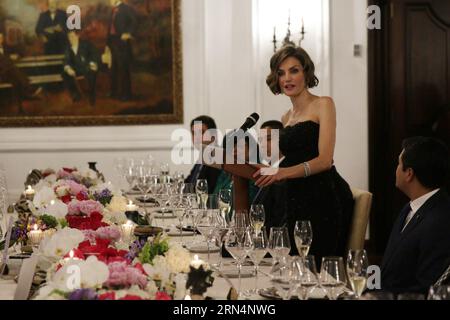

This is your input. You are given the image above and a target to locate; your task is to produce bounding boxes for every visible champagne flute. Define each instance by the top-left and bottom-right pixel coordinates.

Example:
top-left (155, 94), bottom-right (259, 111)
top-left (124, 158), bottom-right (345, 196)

top-left (346, 249), bottom-right (369, 299)
top-left (247, 226), bottom-right (268, 294)
top-left (294, 220), bottom-right (313, 258)
top-left (249, 204), bottom-right (265, 233)
top-left (320, 256), bottom-right (347, 300)
top-left (196, 179), bottom-right (208, 209)
top-left (218, 188), bottom-right (232, 223)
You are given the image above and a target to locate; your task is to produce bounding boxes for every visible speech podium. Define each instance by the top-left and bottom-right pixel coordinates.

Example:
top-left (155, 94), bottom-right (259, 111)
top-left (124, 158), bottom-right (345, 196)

top-left (200, 143), bottom-right (264, 212)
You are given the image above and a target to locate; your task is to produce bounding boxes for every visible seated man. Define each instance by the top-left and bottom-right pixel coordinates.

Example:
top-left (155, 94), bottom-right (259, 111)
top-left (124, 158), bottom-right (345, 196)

top-left (381, 136), bottom-right (450, 294)
top-left (0, 32), bottom-right (41, 105)
top-left (253, 120), bottom-right (287, 229)
top-left (62, 30), bottom-right (99, 105)
top-left (185, 115), bottom-right (221, 194)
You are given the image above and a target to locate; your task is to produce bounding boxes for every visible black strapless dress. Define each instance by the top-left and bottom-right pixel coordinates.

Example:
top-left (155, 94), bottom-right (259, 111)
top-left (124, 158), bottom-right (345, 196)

top-left (279, 121), bottom-right (354, 263)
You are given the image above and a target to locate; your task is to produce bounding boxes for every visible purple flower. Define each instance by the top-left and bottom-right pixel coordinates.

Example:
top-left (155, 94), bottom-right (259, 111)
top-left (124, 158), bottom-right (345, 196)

top-left (68, 288), bottom-right (98, 300)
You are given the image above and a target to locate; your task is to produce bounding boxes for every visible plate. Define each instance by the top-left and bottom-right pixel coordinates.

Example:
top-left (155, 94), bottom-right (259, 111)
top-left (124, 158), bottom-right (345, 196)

top-left (124, 188), bottom-right (141, 195)
top-left (167, 230), bottom-right (195, 237)
top-left (218, 269), bottom-right (254, 279)
top-left (136, 197), bottom-right (158, 204)
top-left (186, 245), bottom-right (221, 254)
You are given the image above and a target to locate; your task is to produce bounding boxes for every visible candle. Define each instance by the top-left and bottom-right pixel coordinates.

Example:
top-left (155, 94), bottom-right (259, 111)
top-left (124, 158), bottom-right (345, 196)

top-left (126, 200), bottom-right (138, 212)
top-left (190, 254), bottom-right (205, 269)
top-left (24, 185), bottom-right (35, 200)
top-left (28, 224), bottom-right (43, 246)
top-left (120, 220), bottom-right (136, 241)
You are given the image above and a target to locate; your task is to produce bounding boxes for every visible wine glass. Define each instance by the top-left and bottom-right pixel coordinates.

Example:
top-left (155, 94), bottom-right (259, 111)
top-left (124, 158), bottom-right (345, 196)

top-left (195, 179), bottom-right (208, 209)
top-left (270, 256), bottom-right (296, 300)
top-left (160, 162), bottom-right (170, 183)
top-left (268, 227), bottom-right (291, 263)
top-left (249, 204), bottom-right (265, 233)
top-left (320, 256), bottom-right (347, 300)
top-left (224, 227), bottom-right (253, 298)
top-left (294, 220), bottom-right (313, 258)
top-left (195, 209), bottom-right (218, 262)
top-left (247, 226), bottom-right (268, 294)
top-left (346, 249), bottom-right (369, 299)
top-left (124, 164), bottom-right (137, 192)
top-left (296, 255), bottom-right (319, 300)
top-left (218, 188), bottom-right (232, 223)
top-left (232, 210), bottom-right (249, 229)
top-left (172, 195), bottom-right (188, 245)
top-left (183, 183), bottom-right (195, 194)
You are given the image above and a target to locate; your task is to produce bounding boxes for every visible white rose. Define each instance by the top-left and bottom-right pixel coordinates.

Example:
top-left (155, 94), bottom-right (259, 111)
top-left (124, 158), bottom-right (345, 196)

top-left (165, 245), bottom-right (191, 273)
top-left (79, 256), bottom-right (109, 288)
top-left (45, 199), bottom-right (68, 219)
top-left (38, 228), bottom-right (85, 259)
top-left (33, 186), bottom-right (56, 209)
top-left (106, 195), bottom-right (128, 213)
top-left (34, 285), bottom-right (66, 300)
top-left (55, 185), bottom-right (70, 197)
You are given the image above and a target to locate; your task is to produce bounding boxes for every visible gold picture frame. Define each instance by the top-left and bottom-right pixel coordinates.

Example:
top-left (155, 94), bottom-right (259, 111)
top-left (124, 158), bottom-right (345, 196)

top-left (0, 0), bottom-right (183, 127)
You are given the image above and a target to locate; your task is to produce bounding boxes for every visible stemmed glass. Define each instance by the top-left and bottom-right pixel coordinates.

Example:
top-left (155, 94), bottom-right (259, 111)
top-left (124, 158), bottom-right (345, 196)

top-left (294, 220), bottom-right (313, 258)
top-left (268, 226), bottom-right (291, 278)
top-left (232, 210), bottom-right (249, 229)
top-left (159, 163), bottom-right (170, 183)
top-left (270, 256), bottom-right (296, 300)
top-left (428, 285), bottom-right (450, 300)
top-left (172, 195), bottom-right (188, 245)
top-left (249, 204), bottom-right (265, 233)
top-left (224, 227), bottom-right (253, 298)
top-left (195, 209), bottom-right (217, 262)
top-left (218, 188), bottom-right (232, 223)
top-left (296, 255), bottom-right (319, 300)
top-left (195, 179), bottom-right (208, 209)
top-left (346, 249), bottom-right (369, 299)
top-left (320, 256), bottom-right (347, 300)
top-left (247, 226), bottom-right (268, 294)
top-left (124, 163), bottom-right (137, 193)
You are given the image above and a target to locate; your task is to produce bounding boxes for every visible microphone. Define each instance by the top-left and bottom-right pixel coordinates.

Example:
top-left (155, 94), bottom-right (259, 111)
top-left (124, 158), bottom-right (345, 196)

top-left (239, 113), bottom-right (260, 132)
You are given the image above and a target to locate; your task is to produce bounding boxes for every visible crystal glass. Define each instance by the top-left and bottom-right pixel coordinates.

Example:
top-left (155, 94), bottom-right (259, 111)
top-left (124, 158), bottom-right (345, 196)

top-left (218, 188), bottom-right (232, 223)
top-left (183, 183), bottom-right (195, 194)
top-left (268, 227), bottom-right (291, 263)
top-left (195, 179), bottom-right (208, 209)
top-left (195, 209), bottom-right (220, 262)
top-left (296, 255), bottom-right (319, 300)
top-left (159, 162), bottom-right (170, 183)
top-left (224, 227), bottom-right (253, 297)
top-left (206, 194), bottom-right (219, 210)
top-left (294, 220), bottom-right (313, 258)
top-left (346, 249), bottom-right (369, 299)
top-left (249, 204), bottom-right (265, 233)
top-left (320, 256), bottom-right (347, 300)
top-left (247, 226), bottom-right (268, 294)
top-left (124, 164), bottom-right (137, 192)
top-left (232, 210), bottom-right (249, 229)
top-left (270, 256), bottom-right (296, 300)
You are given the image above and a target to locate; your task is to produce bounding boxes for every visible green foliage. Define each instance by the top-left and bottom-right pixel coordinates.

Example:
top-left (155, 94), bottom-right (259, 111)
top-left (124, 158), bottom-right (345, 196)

top-left (138, 236), bottom-right (169, 265)
top-left (59, 218), bottom-right (68, 229)
top-left (40, 214), bottom-right (58, 229)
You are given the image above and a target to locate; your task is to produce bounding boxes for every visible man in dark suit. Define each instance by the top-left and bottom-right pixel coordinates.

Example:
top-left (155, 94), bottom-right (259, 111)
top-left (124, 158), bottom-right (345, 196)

top-left (381, 136), bottom-right (450, 294)
top-left (0, 31), bottom-right (41, 106)
top-left (106, 0), bottom-right (137, 101)
top-left (253, 120), bottom-right (286, 229)
top-left (185, 115), bottom-right (221, 194)
top-left (62, 30), bottom-right (99, 105)
top-left (35, 0), bottom-right (68, 55)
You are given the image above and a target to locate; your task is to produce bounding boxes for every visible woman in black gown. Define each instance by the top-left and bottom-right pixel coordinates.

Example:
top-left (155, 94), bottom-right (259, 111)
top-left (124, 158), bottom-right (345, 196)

top-left (253, 46), bottom-right (354, 264)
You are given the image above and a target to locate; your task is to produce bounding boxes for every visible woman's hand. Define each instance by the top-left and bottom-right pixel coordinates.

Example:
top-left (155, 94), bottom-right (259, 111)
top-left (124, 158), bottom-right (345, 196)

top-left (253, 167), bottom-right (288, 187)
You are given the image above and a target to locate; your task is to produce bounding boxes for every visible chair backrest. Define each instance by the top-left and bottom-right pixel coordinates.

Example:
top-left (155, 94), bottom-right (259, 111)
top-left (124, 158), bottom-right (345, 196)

top-left (347, 188), bottom-right (373, 251)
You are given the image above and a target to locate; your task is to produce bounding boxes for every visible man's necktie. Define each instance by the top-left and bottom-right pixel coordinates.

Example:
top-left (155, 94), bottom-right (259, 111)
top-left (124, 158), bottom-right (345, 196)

top-left (400, 203), bottom-right (412, 233)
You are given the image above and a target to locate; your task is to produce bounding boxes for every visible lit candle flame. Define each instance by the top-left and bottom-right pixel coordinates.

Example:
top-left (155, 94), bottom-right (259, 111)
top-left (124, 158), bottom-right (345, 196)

top-left (50, 200), bottom-right (55, 205)
top-left (69, 250), bottom-right (74, 259)
top-left (33, 224), bottom-right (38, 231)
